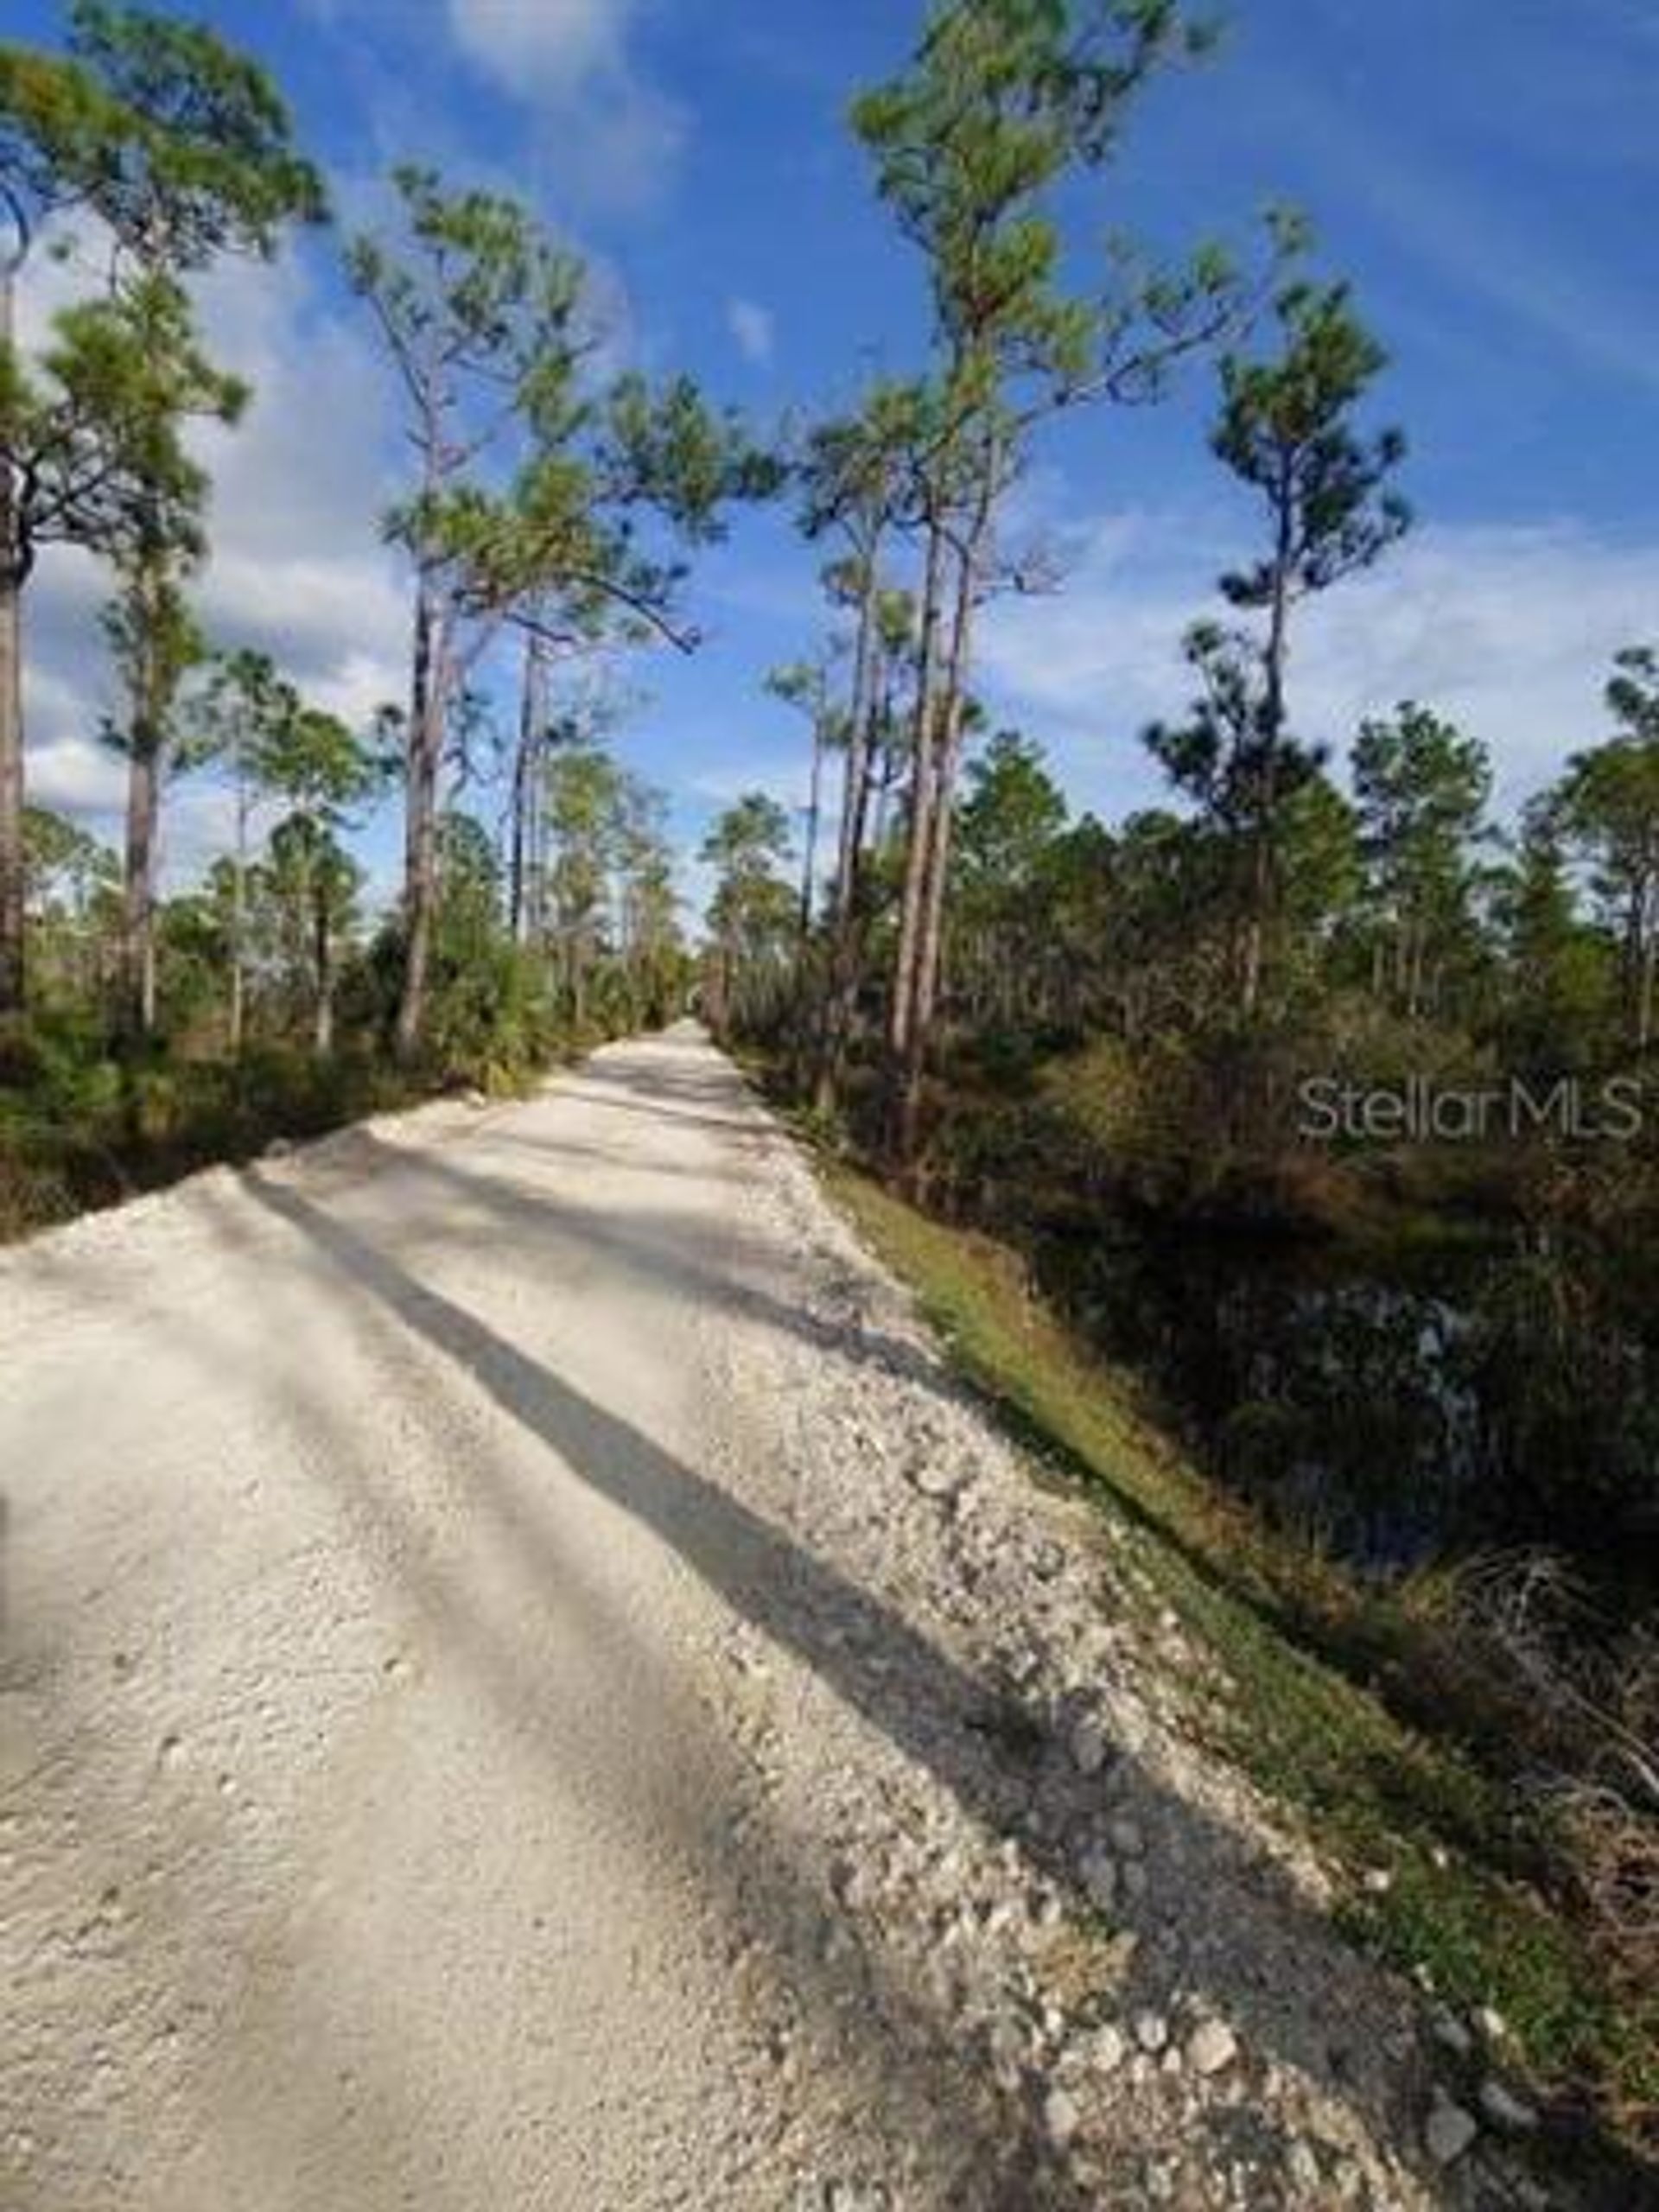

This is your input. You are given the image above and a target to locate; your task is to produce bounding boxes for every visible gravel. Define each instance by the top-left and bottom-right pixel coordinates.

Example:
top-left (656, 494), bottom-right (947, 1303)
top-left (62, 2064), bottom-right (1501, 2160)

top-left (0, 1027), bottom-right (1537, 2210)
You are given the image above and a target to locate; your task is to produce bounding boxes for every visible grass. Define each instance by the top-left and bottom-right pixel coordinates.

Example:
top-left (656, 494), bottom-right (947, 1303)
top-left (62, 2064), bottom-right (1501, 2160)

top-left (820, 1159), bottom-right (1657, 2175)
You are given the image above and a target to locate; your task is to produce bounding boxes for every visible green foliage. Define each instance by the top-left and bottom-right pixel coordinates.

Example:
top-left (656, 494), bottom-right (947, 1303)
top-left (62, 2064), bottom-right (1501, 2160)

top-left (854, 0), bottom-right (1222, 386)
top-left (957, 728), bottom-right (1067, 890)
top-left (1213, 282), bottom-right (1410, 608)
top-left (0, 3), bottom-right (326, 270)
top-left (1141, 281), bottom-right (1408, 1019)
top-left (701, 791), bottom-right (797, 1033)
top-left (1351, 702), bottom-right (1494, 1021)
top-left (1548, 652), bottom-right (1659, 1049)
top-left (3, 270), bottom-right (243, 576)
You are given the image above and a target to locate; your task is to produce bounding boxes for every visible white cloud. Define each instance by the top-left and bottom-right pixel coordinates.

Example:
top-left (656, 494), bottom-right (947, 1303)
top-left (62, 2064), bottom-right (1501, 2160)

top-left (449, 0), bottom-right (632, 91)
top-left (15, 235), bottom-right (410, 883)
top-left (979, 512), bottom-right (1659, 822)
top-left (727, 296), bottom-right (775, 368)
top-left (446, 0), bottom-right (685, 207)
top-left (689, 755), bottom-right (813, 812)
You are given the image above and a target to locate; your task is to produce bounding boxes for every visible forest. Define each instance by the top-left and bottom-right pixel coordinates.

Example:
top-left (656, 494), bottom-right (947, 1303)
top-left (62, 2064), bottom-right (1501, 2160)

top-left (1, 0), bottom-right (1654, 2157)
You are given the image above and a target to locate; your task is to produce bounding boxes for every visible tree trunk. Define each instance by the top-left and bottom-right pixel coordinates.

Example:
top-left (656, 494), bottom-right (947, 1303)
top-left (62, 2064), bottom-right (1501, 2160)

top-left (896, 539), bottom-right (976, 1168)
top-left (0, 562), bottom-right (22, 1020)
top-left (815, 549), bottom-right (881, 1116)
top-left (229, 766), bottom-right (250, 1054)
top-left (122, 732), bottom-right (162, 1041)
top-left (798, 715), bottom-right (826, 945)
top-left (904, 526), bottom-right (982, 1128)
top-left (0, 264), bottom-right (25, 1019)
top-left (1241, 467), bottom-right (1294, 1022)
top-left (886, 512), bottom-right (949, 1122)
top-left (395, 585), bottom-right (445, 1063)
top-left (314, 894), bottom-right (334, 1058)
top-left (892, 410), bottom-right (998, 1169)
top-left (509, 630), bottom-right (548, 944)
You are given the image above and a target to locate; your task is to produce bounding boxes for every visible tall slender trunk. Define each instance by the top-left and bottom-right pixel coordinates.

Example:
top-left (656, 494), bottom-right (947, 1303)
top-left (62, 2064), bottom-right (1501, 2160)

top-left (896, 533), bottom-right (976, 1166)
top-left (815, 550), bottom-right (882, 1115)
top-left (887, 512), bottom-right (950, 1086)
top-left (122, 734), bottom-right (161, 1039)
top-left (0, 262), bottom-right (25, 1018)
top-left (120, 544), bottom-right (169, 1045)
top-left (395, 582), bottom-right (446, 1063)
top-left (798, 715), bottom-right (826, 943)
top-left (1242, 469), bottom-right (1294, 1021)
top-left (914, 537), bottom-right (980, 1017)
top-left (228, 753), bottom-right (250, 1053)
top-left (313, 891), bottom-right (334, 1057)
top-left (509, 629), bottom-right (548, 944)
top-left (893, 416), bottom-right (999, 1168)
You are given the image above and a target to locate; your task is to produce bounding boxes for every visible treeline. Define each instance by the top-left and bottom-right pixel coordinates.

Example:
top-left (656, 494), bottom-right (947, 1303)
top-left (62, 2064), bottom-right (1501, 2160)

top-left (695, 0), bottom-right (1659, 1574)
top-left (696, 1), bottom-right (1658, 1217)
top-left (0, 3), bottom-right (769, 1229)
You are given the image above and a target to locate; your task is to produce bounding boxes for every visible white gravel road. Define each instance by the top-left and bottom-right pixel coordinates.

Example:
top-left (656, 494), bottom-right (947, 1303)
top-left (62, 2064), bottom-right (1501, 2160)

top-left (1, 1027), bottom-right (1527, 2209)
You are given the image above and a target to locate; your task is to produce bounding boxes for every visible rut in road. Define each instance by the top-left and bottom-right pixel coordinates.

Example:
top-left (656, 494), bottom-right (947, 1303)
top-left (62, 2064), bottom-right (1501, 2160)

top-left (2, 1027), bottom-right (1490, 2209)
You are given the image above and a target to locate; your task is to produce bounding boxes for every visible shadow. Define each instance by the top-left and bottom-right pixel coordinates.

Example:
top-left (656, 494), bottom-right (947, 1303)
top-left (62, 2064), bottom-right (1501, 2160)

top-left (241, 1167), bottom-right (1487, 2204)
top-left (337, 1126), bottom-right (950, 1400)
top-left (12, 1021), bottom-right (1649, 2202)
top-left (549, 1084), bottom-right (773, 1141)
top-left (197, 1179), bottom-right (1075, 2209)
top-left (245, 1169), bottom-right (1036, 1847)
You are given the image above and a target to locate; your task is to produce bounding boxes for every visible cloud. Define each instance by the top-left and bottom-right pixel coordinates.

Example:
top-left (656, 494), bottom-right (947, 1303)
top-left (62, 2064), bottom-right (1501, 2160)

top-left (727, 296), bottom-right (776, 368)
top-left (445, 0), bottom-right (686, 208)
top-left (979, 511), bottom-right (1659, 823)
top-left (449, 0), bottom-right (632, 91)
top-left (689, 755), bottom-right (813, 812)
top-left (16, 235), bottom-right (410, 884)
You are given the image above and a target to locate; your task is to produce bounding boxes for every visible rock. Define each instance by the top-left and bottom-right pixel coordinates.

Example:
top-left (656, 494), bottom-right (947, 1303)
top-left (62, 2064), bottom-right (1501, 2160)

top-left (1478, 2079), bottom-right (1538, 2134)
top-left (1475, 2004), bottom-right (1509, 2044)
top-left (1429, 2005), bottom-right (1474, 2059)
top-left (1071, 1719), bottom-right (1109, 1777)
top-left (1078, 1849), bottom-right (1118, 1911)
top-left (1133, 2010), bottom-right (1169, 2055)
top-left (909, 1455), bottom-right (958, 1498)
top-left (1287, 2142), bottom-right (1321, 2193)
top-left (1362, 1866), bottom-right (1395, 1895)
top-left (1043, 2087), bottom-right (1081, 2147)
top-left (1089, 2024), bottom-right (1126, 2075)
top-left (1186, 2019), bottom-right (1238, 2077)
top-left (1424, 2096), bottom-right (1478, 2166)
top-left (1108, 1817), bottom-right (1146, 1859)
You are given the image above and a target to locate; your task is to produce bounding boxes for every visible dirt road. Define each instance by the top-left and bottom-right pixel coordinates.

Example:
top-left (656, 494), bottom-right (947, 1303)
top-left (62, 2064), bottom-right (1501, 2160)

top-left (3, 1028), bottom-right (1474, 2209)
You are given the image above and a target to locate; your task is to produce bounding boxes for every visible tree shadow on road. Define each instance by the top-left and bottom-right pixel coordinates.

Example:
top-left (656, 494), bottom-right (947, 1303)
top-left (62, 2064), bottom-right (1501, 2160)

top-left (240, 1167), bottom-right (1506, 2209)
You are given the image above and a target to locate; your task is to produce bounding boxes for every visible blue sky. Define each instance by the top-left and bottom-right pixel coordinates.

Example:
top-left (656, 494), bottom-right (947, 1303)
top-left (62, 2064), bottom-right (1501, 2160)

top-left (14, 0), bottom-right (1659, 912)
